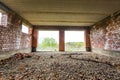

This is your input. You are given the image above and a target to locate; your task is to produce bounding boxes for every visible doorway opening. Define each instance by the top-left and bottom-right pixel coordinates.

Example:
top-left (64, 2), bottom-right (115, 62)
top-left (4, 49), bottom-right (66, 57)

top-left (65, 31), bottom-right (85, 51)
top-left (37, 30), bottom-right (59, 51)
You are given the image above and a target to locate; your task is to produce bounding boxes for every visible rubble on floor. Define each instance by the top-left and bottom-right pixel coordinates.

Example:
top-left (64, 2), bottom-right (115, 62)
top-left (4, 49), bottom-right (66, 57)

top-left (0, 52), bottom-right (120, 80)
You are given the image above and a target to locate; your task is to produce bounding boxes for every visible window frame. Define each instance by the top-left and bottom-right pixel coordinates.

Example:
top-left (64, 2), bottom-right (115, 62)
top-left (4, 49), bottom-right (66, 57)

top-left (0, 9), bottom-right (8, 27)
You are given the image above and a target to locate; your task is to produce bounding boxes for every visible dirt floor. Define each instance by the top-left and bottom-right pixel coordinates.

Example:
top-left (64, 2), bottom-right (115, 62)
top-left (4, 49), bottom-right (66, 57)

top-left (0, 52), bottom-right (120, 80)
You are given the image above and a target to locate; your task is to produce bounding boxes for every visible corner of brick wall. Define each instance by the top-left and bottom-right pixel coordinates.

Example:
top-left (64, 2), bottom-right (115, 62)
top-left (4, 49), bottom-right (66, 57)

top-left (0, 12), bottom-right (32, 54)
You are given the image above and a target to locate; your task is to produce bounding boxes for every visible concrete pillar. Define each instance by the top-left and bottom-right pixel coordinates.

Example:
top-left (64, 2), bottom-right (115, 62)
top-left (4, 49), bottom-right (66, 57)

top-left (32, 29), bottom-right (38, 52)
top-left (84, 29), bottom-right (91, 52)
top-left (59, 30), bottom-right (65, 51)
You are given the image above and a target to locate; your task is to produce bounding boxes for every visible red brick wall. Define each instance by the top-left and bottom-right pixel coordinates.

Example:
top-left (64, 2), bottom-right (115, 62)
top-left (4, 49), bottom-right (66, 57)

top-left (20, 33), bottom-right (32, 49)
top-left (90, 14), bottom-right (120, 52)
top-left (0, 13), bottom-right (32, 52)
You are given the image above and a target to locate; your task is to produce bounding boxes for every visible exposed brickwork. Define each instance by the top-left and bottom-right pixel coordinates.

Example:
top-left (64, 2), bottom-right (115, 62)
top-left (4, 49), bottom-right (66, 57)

top-left (20, 33), bottom-right (31, 49)
top-left (90, 14), bottom-right (120, 52)
top-left (0, 13), bottom-right (32, 53)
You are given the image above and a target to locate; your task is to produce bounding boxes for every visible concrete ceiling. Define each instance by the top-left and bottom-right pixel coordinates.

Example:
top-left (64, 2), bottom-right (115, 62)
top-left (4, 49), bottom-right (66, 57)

top-left (0, 0), bottom-right (120, 26)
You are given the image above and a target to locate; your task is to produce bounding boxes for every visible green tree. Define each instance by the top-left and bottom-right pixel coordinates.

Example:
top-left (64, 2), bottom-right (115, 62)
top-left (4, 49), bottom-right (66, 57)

top-left (65, 42), bottom-right (85, 51)
top-left (40, 37), bottom-right (57, 49)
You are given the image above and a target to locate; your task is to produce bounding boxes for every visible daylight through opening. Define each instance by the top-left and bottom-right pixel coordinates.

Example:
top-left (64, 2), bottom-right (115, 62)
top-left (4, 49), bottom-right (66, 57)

top-left (65, 31), bottom-right (85, 51)
top-left (22, 24), bottom-right (29, 34)
top-left (0, 12), bottom-right (2, 25)
top-left (37, 31), bottom-right (59, 51)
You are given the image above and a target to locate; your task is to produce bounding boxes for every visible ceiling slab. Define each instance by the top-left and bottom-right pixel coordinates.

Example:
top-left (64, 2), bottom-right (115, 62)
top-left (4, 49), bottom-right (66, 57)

top-left (0, 0), bottom-right (120, 26)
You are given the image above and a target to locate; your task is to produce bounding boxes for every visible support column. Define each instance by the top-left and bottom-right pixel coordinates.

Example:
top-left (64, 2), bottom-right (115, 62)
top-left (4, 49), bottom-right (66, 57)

top-left (59, 30), bottom-right (65, 51)
top-left (32, 29), bottom-right (38, 52)
top-left (29, 28), bottom-right (33, 51)
top-left (85, 29), bottom-right (91, 52)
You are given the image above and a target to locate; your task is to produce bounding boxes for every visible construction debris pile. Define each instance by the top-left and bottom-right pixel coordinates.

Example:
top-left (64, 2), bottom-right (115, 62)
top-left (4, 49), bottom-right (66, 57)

top-left (0, 53), bottom-right (32, 65)
top-left (0, 52), bottom-right (120, 80)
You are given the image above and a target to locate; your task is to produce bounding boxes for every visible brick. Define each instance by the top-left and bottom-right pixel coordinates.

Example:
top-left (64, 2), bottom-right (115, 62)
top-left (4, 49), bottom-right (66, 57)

top-left (90, 14), bottom-right (120, 51)
top-left (0, 13), bottom-right (32, 52)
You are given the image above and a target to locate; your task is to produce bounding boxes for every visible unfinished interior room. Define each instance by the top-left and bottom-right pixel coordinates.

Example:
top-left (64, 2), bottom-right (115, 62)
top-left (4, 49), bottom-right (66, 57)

top-left (0, 0), bottom-right (120, 80)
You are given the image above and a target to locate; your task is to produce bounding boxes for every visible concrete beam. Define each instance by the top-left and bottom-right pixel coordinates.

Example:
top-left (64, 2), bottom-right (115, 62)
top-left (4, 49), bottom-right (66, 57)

top-left (34, 25), bottom-right (90, 30)
top-left (0, 2), bottom-right (32, 27)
